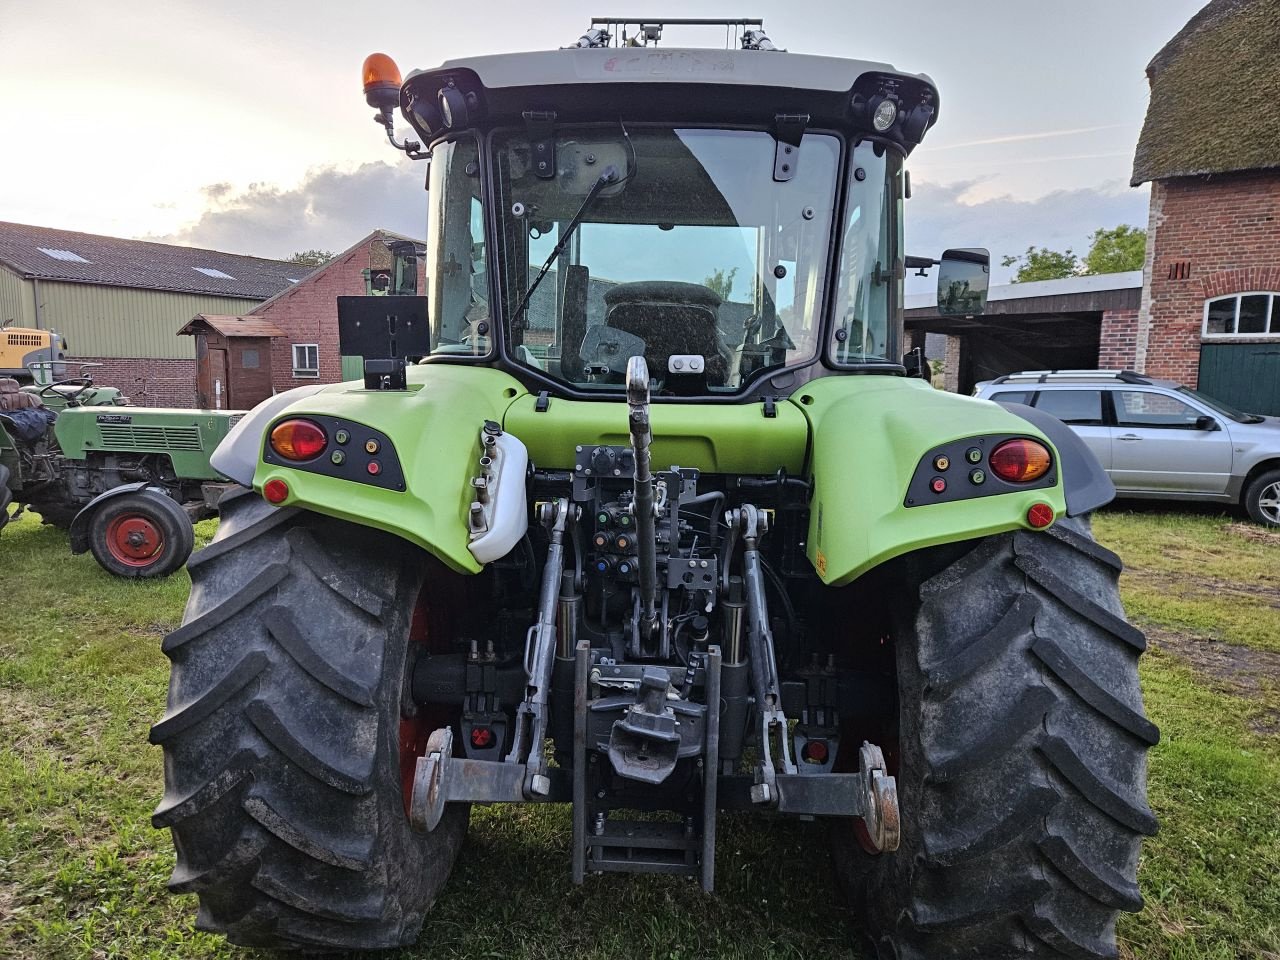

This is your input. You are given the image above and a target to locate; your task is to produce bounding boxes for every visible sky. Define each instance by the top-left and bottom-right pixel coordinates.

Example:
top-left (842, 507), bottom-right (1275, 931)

top-left (0, 0), bottom-right (1207, 285)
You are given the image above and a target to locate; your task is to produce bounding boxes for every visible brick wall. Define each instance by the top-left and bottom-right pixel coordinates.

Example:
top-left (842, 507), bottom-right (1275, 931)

top-left (1098, 309), bottom-right (1140, 369)
top-left (252, 235), bottom-right (427, 395)
top-left (1138, 170), bottom-right (1280, 386)
top-left (77, 357), bottom-right (197, 408)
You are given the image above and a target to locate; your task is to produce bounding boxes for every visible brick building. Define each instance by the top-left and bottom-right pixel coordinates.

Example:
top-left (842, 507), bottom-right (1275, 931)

top-left (1128, 0), bottom-right (1280, 415)
top-left (240, 230), bottom-right (424, 395)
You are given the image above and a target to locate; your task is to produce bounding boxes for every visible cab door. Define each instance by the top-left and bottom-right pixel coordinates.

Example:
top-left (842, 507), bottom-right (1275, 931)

top-left (1108, 389), bottom-right (1234, 494)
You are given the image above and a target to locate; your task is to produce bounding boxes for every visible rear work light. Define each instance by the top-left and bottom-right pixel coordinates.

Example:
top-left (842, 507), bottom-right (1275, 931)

top-left (989, 438), bottom-right (1052, 483)
top-left (270, 419), bottom-right (328, 461)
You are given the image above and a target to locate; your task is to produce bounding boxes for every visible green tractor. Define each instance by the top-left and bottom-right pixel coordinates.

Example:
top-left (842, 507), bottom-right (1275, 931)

top-left (0, 366), bottom-right (241, 577)
top-left (151, 20), bottom-right (1156, 958)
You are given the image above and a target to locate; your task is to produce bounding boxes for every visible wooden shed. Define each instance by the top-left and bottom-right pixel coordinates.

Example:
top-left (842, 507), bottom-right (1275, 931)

top-left (178, 313), bottom-right (284, 410)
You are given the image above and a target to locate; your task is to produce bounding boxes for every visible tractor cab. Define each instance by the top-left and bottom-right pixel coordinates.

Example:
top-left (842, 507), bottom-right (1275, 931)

top-left (352, 20), bottom-right (988, 401)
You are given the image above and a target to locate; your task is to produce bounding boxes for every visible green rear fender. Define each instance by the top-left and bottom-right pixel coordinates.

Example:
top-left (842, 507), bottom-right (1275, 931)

top-left (793, 376), bottom-right (1067, 586)
top-left (251, 366), bottom-right (1067, 585)
top-left (253, 366), bottom-right (526, 574)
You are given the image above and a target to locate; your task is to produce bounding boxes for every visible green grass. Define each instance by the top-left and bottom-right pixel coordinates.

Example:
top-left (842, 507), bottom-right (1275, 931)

top-left (0, 507), bottom-right (1277, 958)
top-left (1094, 509), bottom-right (1280, 653)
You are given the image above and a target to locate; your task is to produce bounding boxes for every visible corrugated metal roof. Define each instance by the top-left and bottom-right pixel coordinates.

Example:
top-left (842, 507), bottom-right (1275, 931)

top-left (0, 221), bottom-right (307, 299)
top-left (905, 270), bottom-right (1143, 311)
top-left (177, 314), bottom-right (286, 338)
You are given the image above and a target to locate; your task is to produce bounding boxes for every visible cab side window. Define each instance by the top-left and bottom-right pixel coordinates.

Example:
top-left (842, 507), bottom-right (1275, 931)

top-left (1033, 390), bottom-right (1105, 426)
top-left (988, 390), bottom-right (1034, 407)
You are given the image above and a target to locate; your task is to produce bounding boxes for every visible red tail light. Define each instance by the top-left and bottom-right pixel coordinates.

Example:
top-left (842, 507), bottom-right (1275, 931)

top-left (989, 439), bottom-right (1052, 483)
top-left (270, 419), bottom-right (327, 461)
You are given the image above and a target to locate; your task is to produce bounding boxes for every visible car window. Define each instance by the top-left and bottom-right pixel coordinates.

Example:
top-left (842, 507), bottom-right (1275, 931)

top-left (1114, 390), bottom-right (1204, 429)
top-left (1033, 390), bottom-right (1104, 425)
top-left (988, 390), bottom-right (1034, 406)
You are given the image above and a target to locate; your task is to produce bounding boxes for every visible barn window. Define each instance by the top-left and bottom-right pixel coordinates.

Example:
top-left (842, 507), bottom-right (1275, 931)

top-left (241, 349), bottom-right (259, 369)
top-left (1203, 293), bottom-right (1280, 338)
top-left (292, 343), bottom-right (319, 377)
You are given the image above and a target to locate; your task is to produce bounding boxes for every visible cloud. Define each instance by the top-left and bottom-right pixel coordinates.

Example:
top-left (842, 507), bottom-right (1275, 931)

top-left (158, 161), bottom-right (1150, 296)
top-left (154, 161), bottom-right (425, 257)
top-left (903, 178), bottom-right (1150, 292)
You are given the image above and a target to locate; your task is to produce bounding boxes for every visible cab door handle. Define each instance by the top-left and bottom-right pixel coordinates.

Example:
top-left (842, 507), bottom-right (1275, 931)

top-left (1118, 434), bottom-right (1142, 441)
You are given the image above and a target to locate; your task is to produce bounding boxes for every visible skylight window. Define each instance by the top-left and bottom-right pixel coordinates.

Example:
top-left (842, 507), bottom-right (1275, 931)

top-left (37, 247), bottom-right (91, 263)
top-left (193, 266), bottom-right (237, 280)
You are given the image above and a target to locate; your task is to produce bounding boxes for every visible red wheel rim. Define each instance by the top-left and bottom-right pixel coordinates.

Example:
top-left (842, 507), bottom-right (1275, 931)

top-left (104, 513), bottom-right (165, 567)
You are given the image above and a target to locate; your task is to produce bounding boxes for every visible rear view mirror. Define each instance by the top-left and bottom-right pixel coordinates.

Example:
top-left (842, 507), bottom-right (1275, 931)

top-left (937, 248), bottom-right (990, 317)
top-left (1195, 415), bottom-right (1219, 431)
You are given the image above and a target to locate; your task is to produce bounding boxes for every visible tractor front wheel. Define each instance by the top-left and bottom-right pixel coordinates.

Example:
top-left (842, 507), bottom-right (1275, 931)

top-left (149, 489), bottom-right (467, 950)
top-left (88, 492), bottom-right (193, 578)
top-left (843, 516), bottom-right (1158, 959)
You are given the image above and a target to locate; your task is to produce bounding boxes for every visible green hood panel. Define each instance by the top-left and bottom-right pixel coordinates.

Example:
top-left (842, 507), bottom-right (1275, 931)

top-left (791, 376), bottom-right (1067, 585)
top-left (54, 406), bottom-right (243, 480)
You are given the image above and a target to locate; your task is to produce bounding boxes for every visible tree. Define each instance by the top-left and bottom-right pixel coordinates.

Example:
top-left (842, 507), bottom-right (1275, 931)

top-left (1081, 225), bottom-right (1146, 275)
top-left (1001, 224), bottom-right (1148, 284)
top-left (1001, 246), bottom-right (1079, 283)
top-left (285, 249), bottom-right (336, 267)
top-left (703, 266), bottom-right (739, 300)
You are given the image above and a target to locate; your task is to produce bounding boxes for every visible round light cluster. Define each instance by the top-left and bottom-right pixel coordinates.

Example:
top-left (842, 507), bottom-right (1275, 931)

top-left (872, 98), bottom-right (898, 132)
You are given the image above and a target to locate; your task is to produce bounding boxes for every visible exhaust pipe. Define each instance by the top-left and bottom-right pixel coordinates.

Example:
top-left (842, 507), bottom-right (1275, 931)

top-left (626, 356), bottom-right (659, 639)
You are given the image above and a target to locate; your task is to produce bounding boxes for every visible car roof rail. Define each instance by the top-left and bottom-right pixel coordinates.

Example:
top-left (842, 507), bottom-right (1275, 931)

top-left (990, 369), bottom-right (1154, 386)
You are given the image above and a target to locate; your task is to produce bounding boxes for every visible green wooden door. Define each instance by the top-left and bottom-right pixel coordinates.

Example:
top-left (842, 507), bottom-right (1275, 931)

top-left (340, 355), bottom-right (363, 382)
top-left (1198, 343), bottom-right (1280, 416)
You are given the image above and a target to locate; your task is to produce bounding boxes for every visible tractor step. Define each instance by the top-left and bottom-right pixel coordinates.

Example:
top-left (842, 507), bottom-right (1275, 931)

top-left (587, 819), bottom-right (699, 875)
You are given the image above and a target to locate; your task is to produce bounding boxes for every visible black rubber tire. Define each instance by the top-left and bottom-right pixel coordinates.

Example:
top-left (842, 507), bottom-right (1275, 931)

top-left (1243, 467), bottom-right (1280, 528)
top-left (88, 492), bottom-right (194, 578)
top-left (150, 490), bottom-right (468, 950)
top-left (843, 516), bottom-right (1158, 959)
top-left (0, 464), bottom-right (11, 533)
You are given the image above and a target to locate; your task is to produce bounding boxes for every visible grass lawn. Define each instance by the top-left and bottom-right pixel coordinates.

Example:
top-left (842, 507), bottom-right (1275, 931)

top-left (1, 507), bottom-right (1278, 959)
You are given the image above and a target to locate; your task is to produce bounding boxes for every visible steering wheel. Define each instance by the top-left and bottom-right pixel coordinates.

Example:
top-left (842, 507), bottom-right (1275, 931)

top-left (39, 377), bottom-right (95, 406)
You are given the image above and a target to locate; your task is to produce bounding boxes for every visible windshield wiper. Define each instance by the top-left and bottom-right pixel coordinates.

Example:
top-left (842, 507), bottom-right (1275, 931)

top-left (511, 165), bottom-right (619, 327)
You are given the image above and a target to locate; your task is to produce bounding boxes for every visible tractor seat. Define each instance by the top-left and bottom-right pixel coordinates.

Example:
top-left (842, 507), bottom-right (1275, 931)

top-left (603, 282), bottom-right (728, 384)
top-left (0, 377), bottom-right (43, 412)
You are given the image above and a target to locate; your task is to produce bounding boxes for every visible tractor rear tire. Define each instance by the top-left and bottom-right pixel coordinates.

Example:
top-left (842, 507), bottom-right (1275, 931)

top-left (150, 489), bottom-right (468, 950)
top-left (843, 516), bottom-right (1158, 959)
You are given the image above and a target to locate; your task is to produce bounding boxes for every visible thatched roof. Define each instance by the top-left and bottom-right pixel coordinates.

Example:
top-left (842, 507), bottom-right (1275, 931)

top-left (1131, 0), bottom-right (1280, 185)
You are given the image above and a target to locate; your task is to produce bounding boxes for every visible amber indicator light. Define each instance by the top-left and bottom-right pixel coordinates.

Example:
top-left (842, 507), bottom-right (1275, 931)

top-left (270, 419), bottom-right (327, 461)
top-left (989, 439), bottom-right (1052, 483)
top-left (362, 53), bottom-right (402, 97)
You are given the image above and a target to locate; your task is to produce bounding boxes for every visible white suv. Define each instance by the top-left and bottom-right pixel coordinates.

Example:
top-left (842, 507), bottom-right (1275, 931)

top-left (974, 370), bottom-right (1280, 526)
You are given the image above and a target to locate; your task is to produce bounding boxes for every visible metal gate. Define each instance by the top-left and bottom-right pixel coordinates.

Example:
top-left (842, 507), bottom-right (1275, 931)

top-left (1198, 343), bottom-right (1280, 416)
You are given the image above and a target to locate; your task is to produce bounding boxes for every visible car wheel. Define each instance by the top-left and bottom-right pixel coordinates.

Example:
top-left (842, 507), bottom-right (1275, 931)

top-left (1244, 468), bottom-right (1280, 528)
